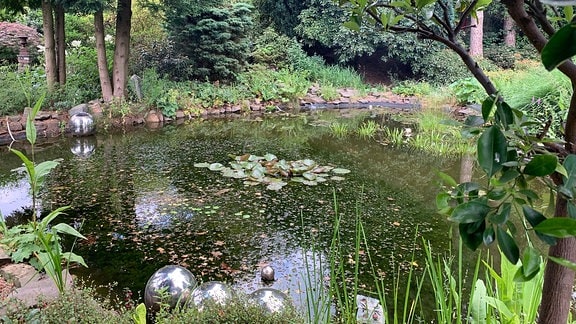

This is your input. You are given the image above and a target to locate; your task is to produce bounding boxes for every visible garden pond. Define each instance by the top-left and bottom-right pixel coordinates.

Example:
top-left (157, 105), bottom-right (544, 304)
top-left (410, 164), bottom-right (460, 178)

top-left (0, 110), bottom-right (469, 316)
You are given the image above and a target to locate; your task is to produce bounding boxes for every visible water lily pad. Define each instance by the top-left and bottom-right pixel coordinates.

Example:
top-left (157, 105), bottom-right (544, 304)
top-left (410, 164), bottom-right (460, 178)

top-left (303, 172), bottom-right (317, 181)
top-left (331, 168), bottom-right (351, 174)
top-left (266, 182), bottom-right (287, 191)
top-left (330, 176), bottom-right (346, 181)
top-left (209, 163), bottom-right (225, 171)
top-left (264, 153), bottom-right (278, 161)
top-left (303, 180), bottom-right (318, 186)
top-left (291, 177), bottom-right (305, 183)
top-left (194, 162), bottom-right (210, 168)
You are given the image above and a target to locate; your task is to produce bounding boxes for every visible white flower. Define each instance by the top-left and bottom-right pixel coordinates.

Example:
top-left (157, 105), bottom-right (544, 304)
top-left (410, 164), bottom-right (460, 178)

top-left (71, 40), bottom-right (81, 48)
top-left (37, 45), bottom-right (45, 53)
top-left (104, 34), bottom-right (114, 43)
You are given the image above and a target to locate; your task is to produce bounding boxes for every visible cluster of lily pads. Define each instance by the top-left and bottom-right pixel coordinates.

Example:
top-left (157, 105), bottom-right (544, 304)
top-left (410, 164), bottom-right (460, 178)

top-left (194, 153), bottom-right (350, 190)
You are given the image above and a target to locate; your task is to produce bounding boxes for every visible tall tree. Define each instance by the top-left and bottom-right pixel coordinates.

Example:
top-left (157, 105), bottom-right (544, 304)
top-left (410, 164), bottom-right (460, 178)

top-left (111, 0), bottom-right (131, 98)
top-left (503, 14), bottom-right (516, 47)
top-left (41, 0), bottom-right (58, 90)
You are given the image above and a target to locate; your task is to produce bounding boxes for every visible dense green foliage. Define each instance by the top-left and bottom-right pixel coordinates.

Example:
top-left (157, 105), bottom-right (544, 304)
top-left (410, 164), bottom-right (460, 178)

top-left (164, 1), bottom-right (253, 81)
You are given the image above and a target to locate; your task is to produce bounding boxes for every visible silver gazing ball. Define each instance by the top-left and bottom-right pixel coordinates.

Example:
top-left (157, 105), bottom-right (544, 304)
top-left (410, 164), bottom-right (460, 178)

top-left (249, 288), bottom-right (292, 313)
top-left (144, 265), bottom-right (197, 312)
top-left (261, 265), bottom-right (275, 282)
top-left (191, 281), bottom-right (234, 310)
top-left (69, 112), bottom-right (95, 136)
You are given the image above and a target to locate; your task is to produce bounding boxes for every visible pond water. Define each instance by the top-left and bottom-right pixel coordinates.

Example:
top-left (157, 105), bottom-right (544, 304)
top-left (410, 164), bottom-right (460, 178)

top-left (0, 110), bottom-right (467, 318)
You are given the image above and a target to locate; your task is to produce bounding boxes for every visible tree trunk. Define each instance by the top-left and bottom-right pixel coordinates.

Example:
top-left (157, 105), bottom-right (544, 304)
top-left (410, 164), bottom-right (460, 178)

top-left (501, 0), bottom-right (576, 322)
top-left (504, 14), bottom-right (516, 47)
top-left (41, 0), bottom-right (57, 91)
top-left (469, 11), bottom-right (484, 57)
top-left (94, 11), bottom-right (113, 102)
top-left (112, 0), bottom-right (132, 99)
top-left (55, 4), bottom-right (66, 85)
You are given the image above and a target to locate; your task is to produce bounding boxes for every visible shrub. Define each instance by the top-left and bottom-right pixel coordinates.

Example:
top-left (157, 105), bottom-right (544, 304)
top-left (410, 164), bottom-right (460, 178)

top-left (0, 65), bottom-right (47, 115)
top-left (413, 49), bottom-right (473, 85)
top-left (165, 2), bottom-right (254, 82)
top-left (449, 78), bottom-right (485, 105)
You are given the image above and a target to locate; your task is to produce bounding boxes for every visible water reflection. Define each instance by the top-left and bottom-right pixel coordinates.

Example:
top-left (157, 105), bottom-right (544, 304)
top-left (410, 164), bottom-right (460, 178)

top-left (70, 136), bottom-right (97, 158)
top-left (0, 177), bottom-right (31, 217)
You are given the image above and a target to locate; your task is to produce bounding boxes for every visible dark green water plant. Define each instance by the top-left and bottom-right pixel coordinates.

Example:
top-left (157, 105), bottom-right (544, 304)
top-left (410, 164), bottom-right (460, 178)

top-left (0, 94), bottom-right (87, 293)
top-left (194, 153), bottom-right (350, 190)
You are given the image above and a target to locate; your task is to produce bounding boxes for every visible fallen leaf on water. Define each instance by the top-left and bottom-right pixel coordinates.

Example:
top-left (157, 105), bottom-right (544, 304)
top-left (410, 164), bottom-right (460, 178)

top-left (392, 222), bottom-right (400, 226)
top-left (214, 241), bottom-right (225, 246)
top-left (211, 251), bottom-right (223, 258)
top-left (157, 247), bottom-right (166, 254)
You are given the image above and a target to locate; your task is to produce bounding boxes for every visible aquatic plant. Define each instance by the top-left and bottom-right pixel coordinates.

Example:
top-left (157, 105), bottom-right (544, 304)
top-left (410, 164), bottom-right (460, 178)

top-left (0, 94), bottom-right (87, 293)
top-left (194, 153), bottom-right (350, 190)
top-left (357, 120), bottom-right (379, 139)
top-left (329, 122), bottom-right (349, 138)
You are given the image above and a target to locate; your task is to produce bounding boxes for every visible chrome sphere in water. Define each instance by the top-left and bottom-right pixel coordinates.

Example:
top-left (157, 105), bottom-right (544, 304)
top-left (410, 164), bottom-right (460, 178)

top-left (144, 265), bottom-right (197, 312)
top-left (249, 288), bottom-right (291, 313)
top-left (69, 112), bottom-right (95, 136)
top-left (191, 281), bottom-right (234, 310)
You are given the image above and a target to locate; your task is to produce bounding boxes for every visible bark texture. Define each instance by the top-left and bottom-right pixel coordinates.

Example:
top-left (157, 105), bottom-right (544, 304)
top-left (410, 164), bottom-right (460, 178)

top-left (41, 0), bottom-right (57, 91)
top-left (469, 11), bottom-right (484, 57)
top-left (55, 4), bottom-right (66, 85)
top-left (94, 11), bottom-right (113, 102)
top-left (112, 0), bottom-right (132, 99)
top-left (504, 14), bottom-right (516, 47)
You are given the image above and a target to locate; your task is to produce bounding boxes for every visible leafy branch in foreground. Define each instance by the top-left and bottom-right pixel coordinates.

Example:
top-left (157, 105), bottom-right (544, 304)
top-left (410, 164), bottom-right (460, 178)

top-left (0, 94), bottom-right (86, 293)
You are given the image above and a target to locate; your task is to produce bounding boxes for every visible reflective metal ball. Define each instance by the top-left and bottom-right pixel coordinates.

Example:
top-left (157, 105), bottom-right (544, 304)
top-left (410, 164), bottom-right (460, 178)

top-left (144, 265), bottom-right (197, 312)
top-left (69, 112), bottom-right (95, 136)
top-left (192, 281), bottom-right (234, 310)
top-left (249, 288), bottom-right (292, 313)
top-left (261, 265), bottom-right (275, 282)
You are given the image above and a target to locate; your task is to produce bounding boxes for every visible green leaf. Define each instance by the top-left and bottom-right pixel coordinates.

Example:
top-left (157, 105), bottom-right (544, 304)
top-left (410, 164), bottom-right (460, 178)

top-left (549, 256), bottom-right (576, 271)
top-left (470, 279), bottom-right (488, 324)
top-left (132, 303), bottom-right (147, 324)
top-left (208, 163), bottom-right (225, 171)
top-left (193, 162), bottom-right (210, 168)
top-left (332, 168), bottom-right (351, 174)
top-left (52, 223), bottom-right (87, 240)
top-left (542, 22), bottom-right (576, 71)
top-left (497, 227), bottom-right (519, 264)
top-left (450, 200), bottom-right (491, 223)
top-left (483, 226), bottom-right (495, 245)
top-left (61, 252), bottom-right (88, 268)
top-left (534, 218), bottom-right (576, 238)
top-left (460, 221), bottom-right (485, 250)
top-left (515, 247), bottom-right (541, 282)
top-left (26, 93), bottom-right (45, 145)
top-left (498, 170), bottom-right (520, 184)
top-left (437, 171), bottom-right (457, 187)
top-left (495, 101), bottom-right (514, 129)
top-left (522, 205), bottom-right (546, 227)
top-left (264, 153), bottom-right (277, 161)
top-left (523, 154), bottom-right (558, 176)
top-left (478, 126), bottom-right (507, 177)
top-left (481, 96), bottom-right (495, 122)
